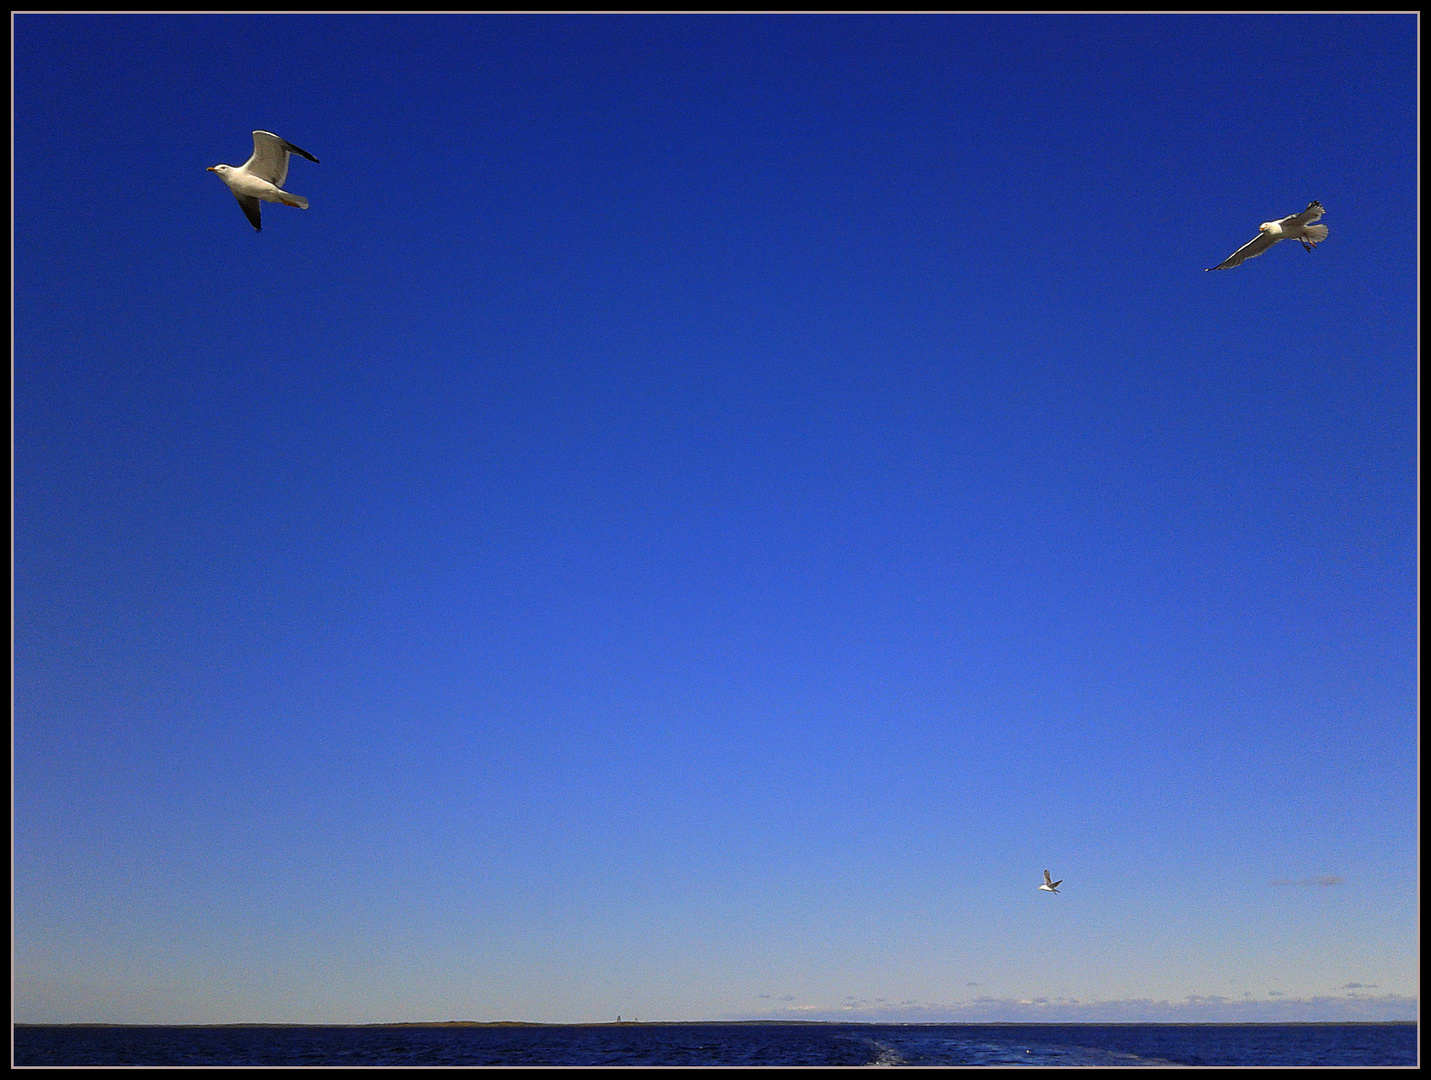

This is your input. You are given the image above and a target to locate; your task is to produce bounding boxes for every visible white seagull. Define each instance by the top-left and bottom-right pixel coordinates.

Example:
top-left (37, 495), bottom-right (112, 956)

top-left (1205, 200), bottom-right (1328, 271)
top-left (1039, 869), bottom-right (1062, 894)
top-left (208, 130), bottom-right (320, 232)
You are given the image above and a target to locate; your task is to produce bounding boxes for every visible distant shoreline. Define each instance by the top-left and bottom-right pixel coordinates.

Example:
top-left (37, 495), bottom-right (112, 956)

top-left (14, 1020), bottom-right (1417, 1029)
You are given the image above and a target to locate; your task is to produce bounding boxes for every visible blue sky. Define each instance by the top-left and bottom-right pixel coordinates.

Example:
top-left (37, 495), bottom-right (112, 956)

top-left (14, 14), bottom-right (1417, 1024)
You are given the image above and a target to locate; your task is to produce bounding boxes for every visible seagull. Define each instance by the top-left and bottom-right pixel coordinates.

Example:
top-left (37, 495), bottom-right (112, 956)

top-left (1205, 201), bottom-right (1328, 271)
top-left (208, 130), bottom-right (320, 232)
top-left (1039, 869), bottom-right (1062, 894)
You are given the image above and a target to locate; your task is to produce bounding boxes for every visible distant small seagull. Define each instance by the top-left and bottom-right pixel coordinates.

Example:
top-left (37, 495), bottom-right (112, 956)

top-left (1205, 201), bottom-right (1328, 271)
top-left (1039, 869), bottom-right (1062, 894)
top-left (208, 130), bottom-right (320, 232)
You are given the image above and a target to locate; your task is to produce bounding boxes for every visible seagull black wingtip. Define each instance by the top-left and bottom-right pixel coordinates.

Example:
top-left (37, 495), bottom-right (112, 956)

top-left (285, 143), bottom-right (320, 165)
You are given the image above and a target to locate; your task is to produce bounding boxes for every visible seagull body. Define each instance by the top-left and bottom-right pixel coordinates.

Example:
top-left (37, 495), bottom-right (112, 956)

top-left (1206, 201), bottom-right (1328, 271)
top-left (208, 130), bottom-right (320, 231)
top-left (1039, 869), bottom-right (1062, 894)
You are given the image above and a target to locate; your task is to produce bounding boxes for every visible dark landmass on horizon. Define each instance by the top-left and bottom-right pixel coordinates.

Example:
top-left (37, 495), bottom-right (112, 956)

top-left (15, 1020), bottom-right (1416, 1028)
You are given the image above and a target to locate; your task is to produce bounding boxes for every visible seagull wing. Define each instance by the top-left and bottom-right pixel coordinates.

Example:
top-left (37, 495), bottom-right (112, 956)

top-left (1049, 879), bottom-right (1062, 890)
top-left (1206, 231), bottom-right (1276, 271)
top-left (1285, 200), bottom-right (1325, 227)
top-left (233, 192), bottom-right (263, 231)
top-left (242, 130), bottom-right (320, 187)
top-left (1043, 870), bottom-right (1054, 886)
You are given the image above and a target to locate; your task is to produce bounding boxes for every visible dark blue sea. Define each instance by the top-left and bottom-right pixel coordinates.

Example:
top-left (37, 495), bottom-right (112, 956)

top-left (13, 1022), bottom-right (1417, 1067)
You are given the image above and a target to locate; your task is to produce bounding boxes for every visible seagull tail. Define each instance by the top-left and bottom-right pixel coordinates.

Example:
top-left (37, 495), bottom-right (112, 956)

top-left (1303, 224), bottom-right (1329, 243)
top-left (279, 193), bottom-right (309, 210)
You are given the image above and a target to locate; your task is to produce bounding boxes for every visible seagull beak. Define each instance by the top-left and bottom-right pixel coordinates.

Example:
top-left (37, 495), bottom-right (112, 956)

top-left (207, 166), bottom-right (218, 172)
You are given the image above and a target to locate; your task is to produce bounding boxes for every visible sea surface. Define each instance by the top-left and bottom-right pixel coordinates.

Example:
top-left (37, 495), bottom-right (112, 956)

top-left (13, 1021), bottom-right (1417, 1067)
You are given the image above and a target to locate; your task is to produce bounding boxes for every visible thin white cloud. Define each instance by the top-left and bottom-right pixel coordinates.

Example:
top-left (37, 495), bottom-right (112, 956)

top-left (736, 993), bottom-right (1417, 1024)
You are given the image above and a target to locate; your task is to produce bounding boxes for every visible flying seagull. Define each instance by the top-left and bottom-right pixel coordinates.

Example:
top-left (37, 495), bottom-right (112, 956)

top-left (1205, 201), bottom-right (1328, 271)
top-left (208, 130), bottom-right (320, 232)
top-left (1039, 869), bottom-right (1062, 894)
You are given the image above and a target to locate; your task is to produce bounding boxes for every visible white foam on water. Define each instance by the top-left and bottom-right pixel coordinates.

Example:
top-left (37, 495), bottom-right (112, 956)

top-left (862, 1038), bottom-right (906, 1066)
